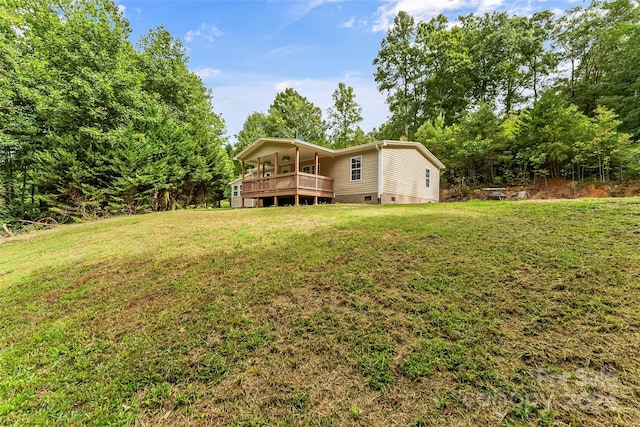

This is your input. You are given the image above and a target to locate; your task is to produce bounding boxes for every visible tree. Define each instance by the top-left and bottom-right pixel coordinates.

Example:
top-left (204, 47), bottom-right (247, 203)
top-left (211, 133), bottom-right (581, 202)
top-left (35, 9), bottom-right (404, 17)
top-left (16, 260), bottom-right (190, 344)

top-left (236, 112), bottom-right (269, 153)
top-left (519, 11), bottom-right (558, 104)
top-left (415, 14), bottom-right (472, 125)
top-left (266, 88), bottom-right (327, 144)
top-left (327, 83), bottom-right (363, 148)
top-left (135, 26), bottom-right (232, 208)
top-left (232, 112), bottom-right (269, 175)
top-left (373, 11), bottom-right (420, 140)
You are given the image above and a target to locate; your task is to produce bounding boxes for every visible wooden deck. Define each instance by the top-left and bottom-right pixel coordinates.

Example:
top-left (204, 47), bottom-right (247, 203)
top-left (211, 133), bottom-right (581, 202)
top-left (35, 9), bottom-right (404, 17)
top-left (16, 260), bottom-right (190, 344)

top-left (242, 172), bottom-right (334, 199)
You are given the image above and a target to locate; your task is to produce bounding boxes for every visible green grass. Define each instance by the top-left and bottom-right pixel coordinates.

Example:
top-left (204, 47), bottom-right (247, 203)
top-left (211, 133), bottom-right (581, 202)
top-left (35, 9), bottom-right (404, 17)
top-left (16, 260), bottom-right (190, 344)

top-left (1, 199), bottom-right (639, 426)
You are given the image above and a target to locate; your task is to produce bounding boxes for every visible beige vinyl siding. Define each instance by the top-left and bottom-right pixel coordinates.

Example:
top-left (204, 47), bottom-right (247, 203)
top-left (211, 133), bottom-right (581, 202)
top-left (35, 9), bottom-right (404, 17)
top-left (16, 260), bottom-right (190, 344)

top-left (249, 141), bottom-right (290, 161)
top-left (323, 148), bottom-right (378, 196)
top-left (382, 146), bottom-right (440, 202)
top-left (230, 178), bottom-right (256, 208)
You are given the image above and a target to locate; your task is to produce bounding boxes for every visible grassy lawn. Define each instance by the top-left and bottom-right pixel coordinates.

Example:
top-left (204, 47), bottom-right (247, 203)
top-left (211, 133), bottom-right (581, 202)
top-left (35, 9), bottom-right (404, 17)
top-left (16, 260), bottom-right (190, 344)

top-left (1, 199), bottom-right (639, 426)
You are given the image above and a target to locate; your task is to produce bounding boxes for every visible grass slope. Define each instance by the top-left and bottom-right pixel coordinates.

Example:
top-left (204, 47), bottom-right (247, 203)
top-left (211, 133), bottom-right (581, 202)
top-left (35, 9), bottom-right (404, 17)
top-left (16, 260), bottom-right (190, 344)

top-left (1, 200), bottom-right (639, 426)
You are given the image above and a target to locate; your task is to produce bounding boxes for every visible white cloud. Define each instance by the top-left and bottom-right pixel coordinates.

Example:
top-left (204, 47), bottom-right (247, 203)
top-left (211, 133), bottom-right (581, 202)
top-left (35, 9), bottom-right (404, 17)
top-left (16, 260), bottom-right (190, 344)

top-left (194, 67), bottom-right (221, 80)
top-left (477, 0), bottom-right (504, 14)
top-left (372, 0), bottom-right (512, 32)
top-left (185, 29), bottom-right (200, 42)
top-left (184, 23), bottom-right (223, 43)
top-left (117, 4), bottom-right (126, 15)
top-left (340, 17), bottom-right (356, 28)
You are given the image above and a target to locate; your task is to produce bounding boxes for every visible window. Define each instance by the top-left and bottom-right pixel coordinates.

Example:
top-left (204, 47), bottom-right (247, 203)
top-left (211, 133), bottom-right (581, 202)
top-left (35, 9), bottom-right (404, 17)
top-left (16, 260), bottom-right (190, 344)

top-left (350, 156), bottom-right (362, 181)
top-left (232, 185), bottom-right (239, 197)
top-left (302, 165), bottom-right (316, 174)
top-left (425, 168), bottom-right (431, 188)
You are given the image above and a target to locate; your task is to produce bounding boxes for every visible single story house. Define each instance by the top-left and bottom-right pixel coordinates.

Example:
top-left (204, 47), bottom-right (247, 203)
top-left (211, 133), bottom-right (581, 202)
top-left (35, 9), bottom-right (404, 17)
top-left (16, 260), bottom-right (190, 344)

top-left (231, 137), bottom-right (445, 208)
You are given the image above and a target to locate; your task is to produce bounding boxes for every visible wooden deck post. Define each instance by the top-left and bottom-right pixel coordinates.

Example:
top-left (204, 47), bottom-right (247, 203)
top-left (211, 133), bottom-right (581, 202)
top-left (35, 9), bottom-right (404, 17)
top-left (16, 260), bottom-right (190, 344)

top-left (241, 161), bottom-right (245, 208)
top-left (274, 152), bottom-right (279, 207)
top-left (295, 147), bottom-right (300, 206)
top-left (314, 152), bottom-right (319, 205)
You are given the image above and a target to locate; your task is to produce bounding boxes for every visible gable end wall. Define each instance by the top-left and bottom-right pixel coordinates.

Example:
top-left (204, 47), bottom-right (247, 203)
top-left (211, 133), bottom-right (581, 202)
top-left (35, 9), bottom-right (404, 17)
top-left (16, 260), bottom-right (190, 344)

top-left (382, 146), bottom-right (440, 202)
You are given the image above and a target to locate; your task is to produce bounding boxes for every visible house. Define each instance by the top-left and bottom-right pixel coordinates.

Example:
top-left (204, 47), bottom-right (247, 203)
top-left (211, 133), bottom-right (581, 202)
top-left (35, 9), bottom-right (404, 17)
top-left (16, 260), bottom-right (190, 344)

top-left (231, 137), bottom-right (445, 208)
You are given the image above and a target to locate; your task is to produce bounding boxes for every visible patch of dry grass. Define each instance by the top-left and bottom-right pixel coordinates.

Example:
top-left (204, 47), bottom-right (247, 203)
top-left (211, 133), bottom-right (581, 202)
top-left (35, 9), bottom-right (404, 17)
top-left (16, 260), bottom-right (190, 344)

top-left (1, 199), bottom-right (639, 426)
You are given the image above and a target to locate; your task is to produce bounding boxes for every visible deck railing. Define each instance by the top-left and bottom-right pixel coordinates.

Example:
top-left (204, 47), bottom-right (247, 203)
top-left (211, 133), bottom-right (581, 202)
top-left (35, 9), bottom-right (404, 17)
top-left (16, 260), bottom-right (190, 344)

top-left (242, 172), bottom-right (334, 198)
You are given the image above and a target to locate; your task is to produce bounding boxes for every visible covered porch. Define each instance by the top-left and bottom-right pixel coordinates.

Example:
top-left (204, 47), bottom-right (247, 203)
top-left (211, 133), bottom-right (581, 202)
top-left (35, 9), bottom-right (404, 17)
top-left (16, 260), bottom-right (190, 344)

top-left (234, 138), bottom-right (335, 207)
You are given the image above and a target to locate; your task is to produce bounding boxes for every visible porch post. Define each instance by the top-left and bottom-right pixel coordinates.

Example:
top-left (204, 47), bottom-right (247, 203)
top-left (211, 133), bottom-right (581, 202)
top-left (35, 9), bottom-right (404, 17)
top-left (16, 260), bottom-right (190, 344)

top-left (273, 152), bottom-right (279, 207)
top-left (314, 152), bottom-right (319, 205)
top-left (256, 157), bottom-right (261, 207)
top-left (241, 161), bottom-right (245, 208)
top-left (295, 147), bottom-right (300, 206)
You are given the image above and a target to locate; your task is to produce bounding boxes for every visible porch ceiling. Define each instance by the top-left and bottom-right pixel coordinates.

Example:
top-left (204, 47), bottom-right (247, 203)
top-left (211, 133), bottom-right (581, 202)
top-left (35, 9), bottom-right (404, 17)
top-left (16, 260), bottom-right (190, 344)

top-left (235, 137), bottom-right (334, 165)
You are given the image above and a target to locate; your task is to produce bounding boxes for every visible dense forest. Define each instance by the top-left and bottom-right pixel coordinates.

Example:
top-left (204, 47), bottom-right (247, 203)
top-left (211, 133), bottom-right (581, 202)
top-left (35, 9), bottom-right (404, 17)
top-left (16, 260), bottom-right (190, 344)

top-left (1, 0), bottom-right (233, 226)
top-left (2, 0), bottom-right (640, 227)
top-left (373, 1), bottom-right (640, 187)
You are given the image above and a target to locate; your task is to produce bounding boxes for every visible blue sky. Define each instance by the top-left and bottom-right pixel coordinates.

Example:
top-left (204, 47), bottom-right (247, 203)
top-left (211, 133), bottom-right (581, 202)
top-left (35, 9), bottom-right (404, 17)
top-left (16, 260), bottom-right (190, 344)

top-left (117, 0), bottom-right (583, 143)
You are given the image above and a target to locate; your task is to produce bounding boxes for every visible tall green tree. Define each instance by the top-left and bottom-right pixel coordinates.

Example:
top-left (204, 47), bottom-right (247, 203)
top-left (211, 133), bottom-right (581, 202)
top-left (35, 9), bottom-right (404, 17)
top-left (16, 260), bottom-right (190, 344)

top-left (373, 11), bottom-right (420, 140)
top-left (266, 88), bottom-right (327, 144)
top-left (519, 11), bottom-right (558, 104)
top-left (235, 112), bottom-right (269, 153)
top-left (415, 14), bottom-right (472, 125)
top-left (327, 83), bottom-right (364, 148)
top-left (231, 112), bottom-right (269, 176)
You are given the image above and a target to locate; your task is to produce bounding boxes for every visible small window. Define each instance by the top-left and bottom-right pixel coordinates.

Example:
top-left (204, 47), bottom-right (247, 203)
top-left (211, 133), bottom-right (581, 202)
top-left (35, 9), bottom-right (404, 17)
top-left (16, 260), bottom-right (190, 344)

top-left (350, 156), bottom-right (362, 181)
top-left (425, 168), bottom-right (431, 188)
top-left (232, 185), bottom-right (239, 197)
top-left (364, 195), bottom-right (372, 201)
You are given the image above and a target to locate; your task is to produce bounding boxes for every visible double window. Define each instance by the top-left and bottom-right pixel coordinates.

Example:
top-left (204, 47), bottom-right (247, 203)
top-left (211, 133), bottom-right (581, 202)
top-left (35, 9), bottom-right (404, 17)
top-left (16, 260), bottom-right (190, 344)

top-left (232, 185), bottom-right (242, 197)
top-left (350, 156), bottom-right (362, 181)
top-left (425, 168), bottom-right (431, 188)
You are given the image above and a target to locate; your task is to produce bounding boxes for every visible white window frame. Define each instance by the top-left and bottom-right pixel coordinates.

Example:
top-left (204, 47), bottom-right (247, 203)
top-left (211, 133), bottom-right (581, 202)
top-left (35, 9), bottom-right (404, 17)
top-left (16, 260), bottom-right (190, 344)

top-left (302, 165), bottom-right (316, 174)
top-left (426, 168), bottom-right (431, 188)
top-left (350, 156), bottom-right (362, 182)
top-left (232, 185), bottom-right (239, 197)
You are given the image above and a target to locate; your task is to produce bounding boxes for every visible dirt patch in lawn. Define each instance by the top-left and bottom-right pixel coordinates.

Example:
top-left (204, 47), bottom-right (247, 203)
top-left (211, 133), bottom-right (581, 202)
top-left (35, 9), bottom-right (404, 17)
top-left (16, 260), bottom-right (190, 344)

top-left (441, 178), bottom-right (640, 202)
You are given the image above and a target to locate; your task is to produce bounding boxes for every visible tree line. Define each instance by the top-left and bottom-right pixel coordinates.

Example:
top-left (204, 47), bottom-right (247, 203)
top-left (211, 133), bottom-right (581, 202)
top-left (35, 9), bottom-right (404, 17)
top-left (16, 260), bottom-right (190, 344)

top-left (1, 0), bottom-right (233, 226)
top-left (374, 0), bottom-right (640, 186)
